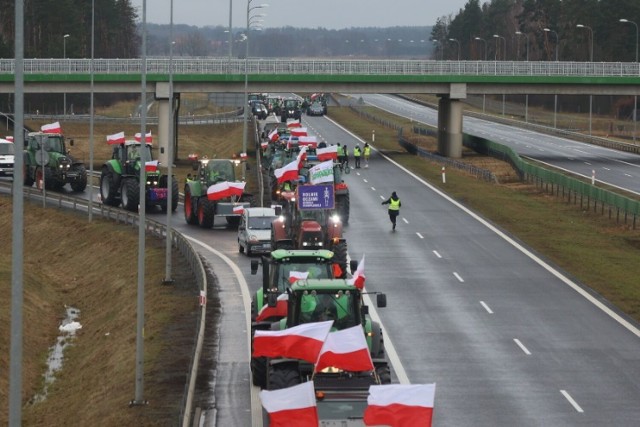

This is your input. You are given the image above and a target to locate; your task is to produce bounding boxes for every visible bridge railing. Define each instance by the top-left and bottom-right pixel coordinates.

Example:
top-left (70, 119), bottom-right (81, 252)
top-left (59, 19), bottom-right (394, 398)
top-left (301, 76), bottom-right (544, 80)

top-left (1, 58), bottom-right (639, 77)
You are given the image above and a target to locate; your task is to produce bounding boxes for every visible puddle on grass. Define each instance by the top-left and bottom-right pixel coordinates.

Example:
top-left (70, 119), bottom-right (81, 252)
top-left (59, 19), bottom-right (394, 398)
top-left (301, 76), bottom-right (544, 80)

top-left (31, 306), bottom-right (82, 404)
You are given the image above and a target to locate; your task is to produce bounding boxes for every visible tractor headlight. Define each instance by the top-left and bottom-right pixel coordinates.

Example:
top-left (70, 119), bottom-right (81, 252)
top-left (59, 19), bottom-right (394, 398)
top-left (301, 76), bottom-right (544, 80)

top-left (331, 214), bottom-right (340, 223)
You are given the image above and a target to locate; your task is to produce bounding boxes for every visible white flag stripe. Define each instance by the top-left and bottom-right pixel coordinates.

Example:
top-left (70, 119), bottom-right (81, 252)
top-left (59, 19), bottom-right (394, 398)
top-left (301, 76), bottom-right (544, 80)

top-left (228, 182), bottom-right (246, 190)
top-left (260, 381), bottom-right (316, 413)
top-left (367, 384), bottom-right (436, 408)
top-left (320, 325), bottom-right (369, 353)
top-left (254, 320), bottom-right (333, 341)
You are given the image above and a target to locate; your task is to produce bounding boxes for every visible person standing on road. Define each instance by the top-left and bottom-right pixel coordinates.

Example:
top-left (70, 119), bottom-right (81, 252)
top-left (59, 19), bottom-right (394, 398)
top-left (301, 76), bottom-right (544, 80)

top-left (363, 142), bottom-right (371, 168)
top-left (381, 191), bottom-right (401, 231)
top-left (353, 144), bottom-right (362, 168)
top-left (342, 144), bottom-right (349, 169)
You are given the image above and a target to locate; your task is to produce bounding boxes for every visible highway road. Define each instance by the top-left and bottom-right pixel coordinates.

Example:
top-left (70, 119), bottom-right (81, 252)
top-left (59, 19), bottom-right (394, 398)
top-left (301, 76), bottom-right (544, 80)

top-left (356, 94), bottom-right (640, 195)
top-left (10, 101), bottom-right (640, 425)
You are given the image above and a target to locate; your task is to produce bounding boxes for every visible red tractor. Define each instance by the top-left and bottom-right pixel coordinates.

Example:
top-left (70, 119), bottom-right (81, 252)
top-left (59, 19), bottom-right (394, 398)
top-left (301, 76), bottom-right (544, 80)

top-left (271, 185), bottom-right (348, 277)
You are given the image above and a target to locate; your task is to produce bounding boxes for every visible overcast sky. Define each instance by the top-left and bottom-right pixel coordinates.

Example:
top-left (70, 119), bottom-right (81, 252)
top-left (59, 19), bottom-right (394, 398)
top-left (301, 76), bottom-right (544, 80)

top-left (130, 0), bottom-right (469, 29)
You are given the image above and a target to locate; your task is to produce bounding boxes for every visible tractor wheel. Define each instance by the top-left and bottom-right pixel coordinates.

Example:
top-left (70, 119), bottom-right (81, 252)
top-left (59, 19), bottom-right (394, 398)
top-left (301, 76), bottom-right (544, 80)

top-left (197, 198), bottom-right (214, 228)
top-left (375, 364), bottom-right (391, 384)
top-left (70, 165), bottom-right (87, 192)
top-left (100, 168), bottom-right (119, 206)
top-left (332, 241), bottom-right (348, 279)
top-left (171, 178), bottom-right (179, 212)
top-left (370, 321), bottom-right (385, 359)
top-left (268, 364), bottom-right (301, 390)
top-left (336, 193), bottom-right (350, 225)
top-left (121, 178), bottom-right (140, 212)
top-left (251, 356), bottom-right (268, 388)
top-left (184, 185), bottom-right (198, 225)
top-left (250, 293), bottom-right (259, 321)
top-left (239, 240), bottom-right (245, 253)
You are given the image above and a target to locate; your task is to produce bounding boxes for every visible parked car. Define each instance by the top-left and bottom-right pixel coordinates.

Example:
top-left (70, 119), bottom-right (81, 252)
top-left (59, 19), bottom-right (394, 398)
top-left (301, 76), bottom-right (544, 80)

top-left (238, 207), bottom-right (278, 255)
top-left (306, 101), bottom-right (325, 116)
top-left (252, 102), bottom-right (268, 120)
top-left (0, 138), bottom-right (15, 177)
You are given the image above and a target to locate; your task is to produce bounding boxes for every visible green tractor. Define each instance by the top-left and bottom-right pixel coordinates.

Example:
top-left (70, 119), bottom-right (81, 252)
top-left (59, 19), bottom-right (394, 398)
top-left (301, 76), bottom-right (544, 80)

top-left (251, 279), bottom-right (389, 390)
top-left (23, 132), bottom-right (87, 192)
top-left (183, 158), bottom-right (253, 228)
top-left (99, 141), bottom-right (179, 212)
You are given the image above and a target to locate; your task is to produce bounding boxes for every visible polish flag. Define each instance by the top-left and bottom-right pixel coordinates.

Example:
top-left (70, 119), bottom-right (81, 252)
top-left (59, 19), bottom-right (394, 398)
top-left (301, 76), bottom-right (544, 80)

top-left (106, 131), bottom-right (126, 144)
top-left (316, 145), bottom-right (338, 161)
top-left (291, 127), bottom-right (308, 137)
top-left (274, 159), bottom-right (300, 184)
top-left (135, 131), bottom-right (153, 143)
top-left (289, 271), bottom-right (309, 284)
top-left (261, 140), bottom-right (269, 150)
top-left (41, 121), bottom-right (62, 134)
top-left (252, 320), bottom-right (333, 363)
top-left (5, 136), bottom-right (13, 142)
top-left (287, 120), bottom-right (301, 128)
top-left (255, 293), bottom-right (288, 322)
top-left (240, 152), bottom-right (248, 160)
top-left (228, 181), bottom-right (246, 197)
top-left (233, 205), bottom-right (245, 215)
top-left (268, 128), bottom-right (279, 142)
top-left (347, 254), bottom-right (366, 290)
top-left (363, 384), bottom-right (436, 427)
top-left (296, 146), bottom-right (308, 166)
top-left (298, 136), bottom-right (318, 148)
top-left (314, 325), bottom-right (374, 373)
top-left (207, 182), bottom-right (230, 201)
top-left (145, 160), bottom-right (159, 172)
top-left (260, 382), bottom-right (319, 427)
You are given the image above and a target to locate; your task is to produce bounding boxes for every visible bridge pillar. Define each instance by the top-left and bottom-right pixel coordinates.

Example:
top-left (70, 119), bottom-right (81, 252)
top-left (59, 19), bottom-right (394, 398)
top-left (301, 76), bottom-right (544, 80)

top-left (437, 84), bottom-right (466, 159)
top-left (155, 82), bottom-right (179, 166)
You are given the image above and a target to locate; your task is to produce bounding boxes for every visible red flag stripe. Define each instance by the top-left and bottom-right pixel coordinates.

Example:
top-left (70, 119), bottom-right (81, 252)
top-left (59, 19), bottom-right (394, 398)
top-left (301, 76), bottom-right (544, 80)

top-left (363, 404), bottom-right (433, 427)
top-left (315, 347), bottom-right (373, 372)
top-left (267, 407), bottom-right (319, 427)
top-left (253, 321), bottom-right (332, 363)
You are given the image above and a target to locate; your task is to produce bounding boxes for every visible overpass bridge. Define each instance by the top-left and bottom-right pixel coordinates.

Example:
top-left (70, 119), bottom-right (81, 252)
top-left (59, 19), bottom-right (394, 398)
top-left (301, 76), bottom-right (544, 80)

top-left (2, 58), bottom-right (639, 158)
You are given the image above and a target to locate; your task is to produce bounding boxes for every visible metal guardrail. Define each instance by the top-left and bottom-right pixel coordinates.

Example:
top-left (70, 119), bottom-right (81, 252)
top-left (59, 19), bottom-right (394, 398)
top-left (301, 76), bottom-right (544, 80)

top-left (1, 183), bottom-right (206, 426)
top-left (1, 58), bottom-right (639, 77)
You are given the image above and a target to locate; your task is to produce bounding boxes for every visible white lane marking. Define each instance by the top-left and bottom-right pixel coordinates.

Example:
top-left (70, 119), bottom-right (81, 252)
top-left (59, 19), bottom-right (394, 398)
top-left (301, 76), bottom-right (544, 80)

top-left (560, 390), bottom-right (584, 413)
top-left (453, 272), bottom-right (464, 283)
top-left (513, 338), bottom-right (531, 355)
top-left (566, 157), bottom-right (574, 161)
top-left (480, 301), bottom-right (494, 314)
top-left (624, 173), bottom-right (632, 177)
top-left (402, 218), bottom-right (409, 224)
top-left (433, 250), bottom-right (442, 258)
top-left (584, 162), bottom-right (592, 165)
top-left (371, 186), bottom-right (376, 191)
top-left (363, 179), bottom-right (368, 183)
top-left (356, 172), bottom-right (361, 176)
top-left (602, 167), bottom-right (610, 171)
top-left (379, 195), bottom-right (385, 200)
top-left (416, 232), bottom-right (424, 239)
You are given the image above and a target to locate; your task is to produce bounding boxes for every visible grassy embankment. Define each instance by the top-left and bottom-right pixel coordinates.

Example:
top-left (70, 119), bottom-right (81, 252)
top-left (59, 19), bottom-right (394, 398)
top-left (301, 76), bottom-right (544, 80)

top-left (1, 96), bottom-right (256, 425)
top-left (328, 103), bottom-right (640, 322)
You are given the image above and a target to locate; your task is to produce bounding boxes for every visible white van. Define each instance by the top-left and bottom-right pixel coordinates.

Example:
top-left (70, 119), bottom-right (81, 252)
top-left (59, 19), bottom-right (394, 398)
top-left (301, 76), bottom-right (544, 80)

top-left (0, 138), bottom-right (14, 177)
top-left (238, 207), bottom-right (277, 256)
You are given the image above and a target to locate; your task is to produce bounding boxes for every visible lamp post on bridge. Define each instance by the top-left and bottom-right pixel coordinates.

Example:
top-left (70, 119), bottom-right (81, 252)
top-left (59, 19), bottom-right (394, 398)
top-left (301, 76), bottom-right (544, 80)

top-left (515, 31), bottom-right (529, 61)
top-left (448, 38), bottom-right (460, 61)
top-left (577, 24), bottom-right (594, 136)
top-left (544, 28), bottom-right (560, 129)
top-left (474, 37), bottom-right (488, 112)
top-left (63, 34), bottom-right (69, 116)
top-left (619, 18), bottom-right (638, 143)
top-left (493, 34), bottom-right (506, 60)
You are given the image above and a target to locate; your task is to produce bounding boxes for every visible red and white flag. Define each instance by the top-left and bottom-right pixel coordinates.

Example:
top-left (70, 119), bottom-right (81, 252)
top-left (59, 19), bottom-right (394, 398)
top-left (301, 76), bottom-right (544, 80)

top-left (296, 146), bottom-right (308, 166)
top-left (287, 120), bottom-right (301, 128)
top-left (363, 384), bottom-right (436, 427)
top-left (316, 145), bottom-right (338, 161)
top-left (207, 182), bottom-right (230, 201)
top-left (298, 136), bottom-right (318, 148)
top-left (240, 152), bottom-right (248, 160)
top-left (260, 381), bottom-right (319, 427)
top-left (291, 127), bottom-right (308, 137)
top-left (228, 181), bottom-right (246, 197)
top-left (255, 293), bottom-right (288, 322)
top-left (106, 131), bottom-right (125, 144)
top-left (5, 136), bottom-right (13, 142)
top-left (145, 160), bottom-right (159, 172)
top-left (252, 320), bottom-right (333, 363)
top-left (274, 159), bottom-right (300, 184)
top-left (289, 271), bottom-right (309, 284)
top-left (233, 205), bottom-right (245, 215)
top-left (347, 254), bottom-right (366, 290)
top-left (41, 121), bottom-right (62, 134)
top-left (268, 128), bottom-right (279, 142)
top-left (134, 131), bottom-right (153, 143)
top-left (261, 140), bottom-right (269, 150)
top-left (314, 325), bottom-right (374, 373)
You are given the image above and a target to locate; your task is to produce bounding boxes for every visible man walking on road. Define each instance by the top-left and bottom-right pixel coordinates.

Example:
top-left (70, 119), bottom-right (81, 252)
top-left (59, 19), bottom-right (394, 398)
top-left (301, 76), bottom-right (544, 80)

top-left (381, 191), bottom-right (401, 231)
top-left (353, 144), bottom-right (362, 168)
top-left (363, 142), bottom-right (371, 168)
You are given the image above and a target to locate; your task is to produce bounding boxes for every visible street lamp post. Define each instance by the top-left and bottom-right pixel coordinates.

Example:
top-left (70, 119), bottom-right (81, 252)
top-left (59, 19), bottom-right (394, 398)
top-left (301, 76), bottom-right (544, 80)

top-left (449, 38), bottom-right (460, 61)
top-left (620, 18), bottom-right (639, 142)
top-left (493, 34), bottom-right (506, 60)
top-left (577, 24), bottom-right (594, 135)
top-left (515, 31), bottom-right (530, 122)
top-left (515, 31), bottom-right (529, 61)
top-left (63, 34), bottom-right (69, 116)
top-left (544, 28), bottom-right (560, 128)
top-left (242, 0), bottom-right (268, 181)
top-left (474, 37), bottom-right (487, 60)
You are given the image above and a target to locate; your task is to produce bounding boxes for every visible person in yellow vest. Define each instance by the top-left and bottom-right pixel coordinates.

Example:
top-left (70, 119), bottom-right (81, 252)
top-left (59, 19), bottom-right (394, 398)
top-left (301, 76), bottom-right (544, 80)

top-left (381, 191), bottom-right (401, 231)
top-left (363, 142), bottom-right (371, 168)
top-left (353, 144), bottom-right (362, 168)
